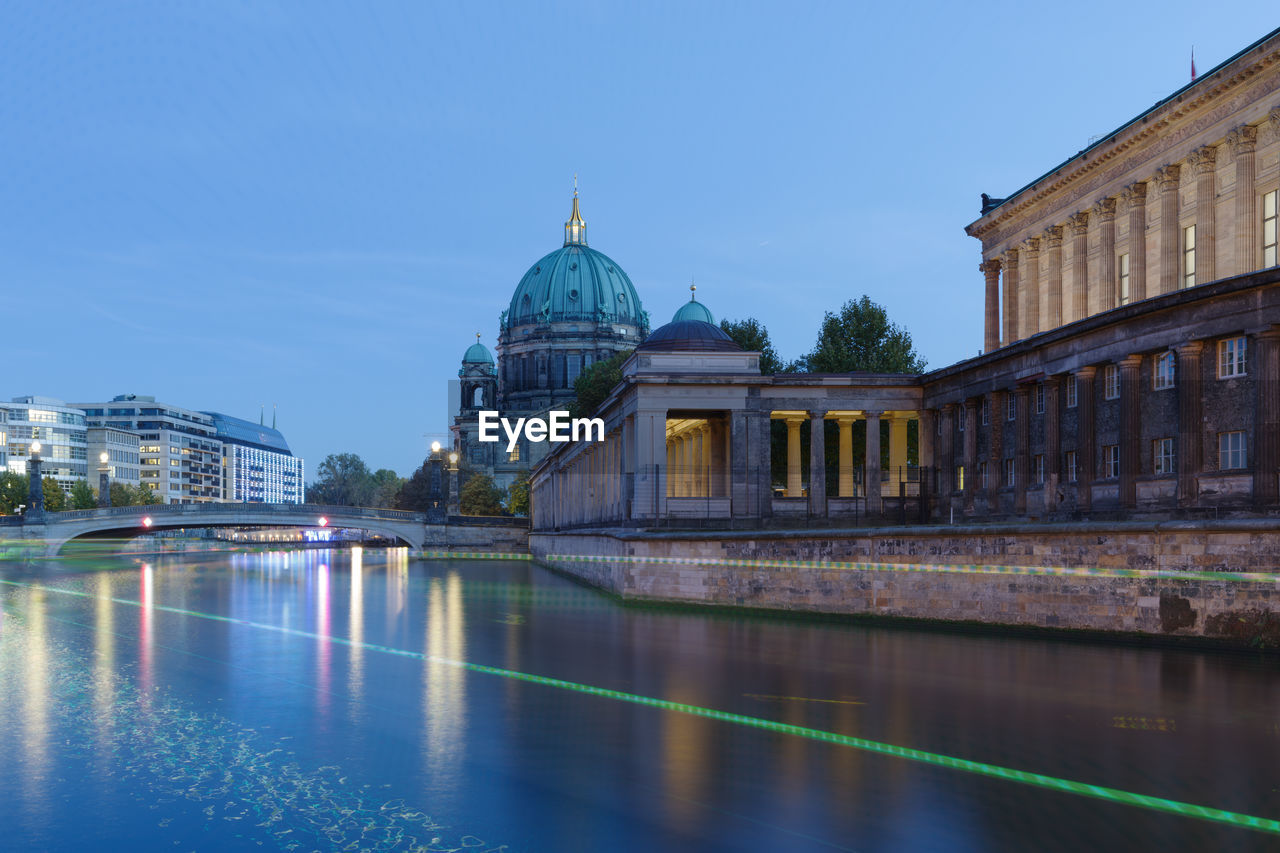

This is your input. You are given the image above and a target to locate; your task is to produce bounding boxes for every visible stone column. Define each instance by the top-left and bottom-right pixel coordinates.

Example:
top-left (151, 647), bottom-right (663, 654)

top-left (1068, 212), bottom-right (1089, 323)
top-left (1002, 249), bottom-right (1019, 345)
top-left (785, 417), bottom-right (803, 497)
top-left (1155, 164), bottom-right (1181, 294)
top-left (940, 404), bottom-right (956, 499)
top-left (1014, 386), bottom-right (1030, 515)
top-left (622, 414), bottom-right (634, 515)
top-left (1093, 197), bottom-right (1117, 311)
top-left (837, 417), bottom-right (855, 497)
top-left (1175, 342), bottom-right (1203, 506)
top-left (988, 390), bottom-right (1004, 510)
top-left (919, 409), bottom-right (936, 500)
top-left (635, 409), bottom-right (665, 517)
top-left (1045, 374), bottom-right (1062, 511)
top-left (1254, 327), bottom-right (1280, 506)
top-left (963, 399), bottom-right (978, 513)
top-left (1121, 182), bottom-right (1148, 302)
top-left (809, 410), bottom-right (827, 517)
top-left (1021, 237), bottom-right (1041, 337)
top-left (665, 437), bottom-right (675, 497)
top-left (1229, 125), bottom-right (1258, 275)
top-left (730, 411), bottom-right (750, 515)
top-left (1044, 226), bottom-right (1064, 329)
top-left (27, 454), bottom-right (44, 517)
top-left (982, 258), bottom-right (1001, 353)
top-left (864, 411), bottom-right (882, 516)
top-left (1188, 144), bottom-right (1217, 284)
top-left (1118, 355), bottom-right (1143, 510)
top-left (1076, 367), bottom-right (1097, 512)
top-left (888, 416), bottom-right (909, 486)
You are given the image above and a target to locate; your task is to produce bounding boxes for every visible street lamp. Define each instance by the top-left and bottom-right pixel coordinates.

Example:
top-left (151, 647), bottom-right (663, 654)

top-left (431, 440), bottom-right (442, 455)
top-left (27, 441), bottom-right (44, 516)
top-left (447, 451), bottom-right (460, 516)
top-left (98, 451), bottom-right (112, 507)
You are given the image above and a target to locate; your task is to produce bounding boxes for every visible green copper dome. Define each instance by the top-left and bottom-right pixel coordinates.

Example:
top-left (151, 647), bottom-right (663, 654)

top-left (672, 284), bottom-right (714, 324)
top-left (505, 193), bottom-right (645, 329)
top-left (463, 336), bottom-right (494, 365)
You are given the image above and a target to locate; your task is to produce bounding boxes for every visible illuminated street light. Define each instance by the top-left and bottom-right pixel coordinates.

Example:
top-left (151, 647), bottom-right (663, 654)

top-left (318, 516), bottom-right (329, 527)
top-left (98, 451), bottom-right (111, 508)
top-left (30, 441), bottom-right (41, 456)
top-left (142, 516), bottom-right (153, 528)
top-left (431, 440), bottom-right (442, 454)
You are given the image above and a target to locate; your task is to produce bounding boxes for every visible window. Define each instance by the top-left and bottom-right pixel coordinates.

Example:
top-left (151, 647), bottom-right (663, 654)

top-left (958, 413), bottom-right (965, 432)
top-left (1218, 431), bottom-right (1247, 470)
top-left (1154, 351), bottom-right (1175, 390)
top-left (956, 466), bottom-right (965, 491)
top-left (1103, 364), bottom-right (1119, 400)
top-left (1153, 438), bottom-right (1175, 475)
top-left (1007, 395), bottom-right (1017, 421)
top-left (981, 399), bottom-right (990, 426)
top-left (1066, 375), bottom-right (1078, 408)
top-left (1103, 445), bottom-right (1119, 479)
top-left (1033, 454), bottom-right (1045, 485)
top-left (1003, 458), bottom-right (1015, 486)
top-left (1264, 190), bottom-right (1277, 268)
top-left (1118, 252), bottom-right (1131, 305)
top-left (979, 462), bottom-right (989, 489)
top-left (1183, 224), bottom-right (1196, 289)
top-left (1035, 383), bottom-right (1045, 415)
top-left (508, 443), bottom-right (521, 463)
top-left (1218, 337), bottom-right (1247, 378)
top-left (1066, 451), bottom-right (1078, 483)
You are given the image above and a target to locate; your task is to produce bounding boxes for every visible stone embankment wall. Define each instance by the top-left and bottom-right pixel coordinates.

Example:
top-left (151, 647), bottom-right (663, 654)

top-left (530, 521), bottom-right (1280, 646)
top-left (421, 523), bottom-right (527, 553)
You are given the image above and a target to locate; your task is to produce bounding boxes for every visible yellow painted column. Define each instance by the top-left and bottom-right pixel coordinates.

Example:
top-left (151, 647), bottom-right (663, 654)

top-left (889, 416), bottom-right (909, 486)
top-left (786, 417), bottom-right (804, 497)
top-left (837, 417), bottom-right (854, 497)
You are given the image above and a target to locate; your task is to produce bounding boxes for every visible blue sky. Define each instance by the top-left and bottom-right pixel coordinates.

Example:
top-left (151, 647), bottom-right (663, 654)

top-left (2, 2), bottom-right (1274, 476)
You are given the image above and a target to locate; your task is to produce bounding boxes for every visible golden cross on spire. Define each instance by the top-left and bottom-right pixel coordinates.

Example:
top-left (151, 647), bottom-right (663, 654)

top-left (573, 173), bottom-right (578, 197)
top-left (476, 331), bottom-right (481, 342)
top-left (690, 279), bottom-right (697, 299)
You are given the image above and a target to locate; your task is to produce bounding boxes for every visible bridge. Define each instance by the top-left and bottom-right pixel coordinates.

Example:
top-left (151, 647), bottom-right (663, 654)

top-left (0, 503), bottom-right (528, 557)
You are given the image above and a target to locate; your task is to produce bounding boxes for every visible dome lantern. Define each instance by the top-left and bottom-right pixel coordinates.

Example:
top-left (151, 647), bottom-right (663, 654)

top-left (564, 176), bottom-right (587, 247)
top-left (671, 280), bottom-right (715, 324)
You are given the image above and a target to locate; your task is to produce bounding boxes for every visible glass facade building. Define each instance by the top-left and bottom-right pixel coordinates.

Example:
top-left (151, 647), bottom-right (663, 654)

top-left (205, 412), bottom-right (305, 504)
top-left (5, 396), bottom-right (88, 491)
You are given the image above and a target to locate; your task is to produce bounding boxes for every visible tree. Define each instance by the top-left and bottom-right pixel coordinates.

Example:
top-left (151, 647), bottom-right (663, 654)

top-left (112, 482), bottom-right (161, 507)
top-left (797, 295), bottom-right (926, 374)
top-left (42, 477), bottom-right (66, 512)
top-left (396, 460), bottom-right (435, 511)
top-left (720, 318), bottom-right (784, 374)
top-left (460, 473), bottom-right (505, 516)
top-left (69, 480), bottom-right (97, 510)
top-left (569, 350), bottom-right (632, 419)
top-left (369, 468), bottom-right (404, 508)
top-left (308, 453), bottom-right (374, 506)
top-left (0, 471), bottom-right (28, 515)
top-left (506, 469), bottom-right (531, 516)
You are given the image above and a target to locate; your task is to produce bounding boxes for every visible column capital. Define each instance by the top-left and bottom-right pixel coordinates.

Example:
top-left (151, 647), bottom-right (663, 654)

top-left (862, 409), bottom-right (883, 419)
top-left (1002, 247), bottom-right (1019, 268)
top-left (1175, 340), bottom-right (1205, 358)
top-left (1068, 211), bottom-right (1090, 235)
top-left (980, 258), bottom-right (1002, 275)
top-left (1251, 325), bottom-right (1280, 342)
top-left (1090, 197), bottom-right (1117, 221)
top-left (807, 408), bottom-right (828, 419)
top-left (835, 415), bottom-right (857, 426)
top-left (1118, 354), bottom-right (1144, 370)
top-left (962, 398), bottom-right (979, 411)
top-left (1227, 123), bottom-right (1257, 154)
top-left (1075, 365), bottom-right (1098, 380)
top-left (1021, 235), bottom-right (1041, 254)
top-left (1012, 384), bottom-right (1030, 400)
top-left (1120, 180), bottom-right (1147, 206)
top-left (1187, 144), bottom-right (1217, 173)
top-left (1268, 106), bottom-right (1280, 137)
top-left (784, 415), bottom-right (806, 427)
top-left (1154, 163), bottom-right (1181, 189)
top-left (1042, 225), bottom-right (1064, 248)
top-left (940, 402), bottom-right (957, 414)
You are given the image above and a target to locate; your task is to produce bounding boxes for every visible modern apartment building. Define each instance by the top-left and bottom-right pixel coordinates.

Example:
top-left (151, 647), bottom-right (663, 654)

top-left (86, 426), bottom-right (142, 488)
top-left (5, 396), bottom-right (88, 491)
top-left (205, 412), bottom-right (305, 504)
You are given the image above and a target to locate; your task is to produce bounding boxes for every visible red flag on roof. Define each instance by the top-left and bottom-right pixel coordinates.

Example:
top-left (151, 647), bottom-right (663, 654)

top-left (1191, 48), bottom-right (1197, 81)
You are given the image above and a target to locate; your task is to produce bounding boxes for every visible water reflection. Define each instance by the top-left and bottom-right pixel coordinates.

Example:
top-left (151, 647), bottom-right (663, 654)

top-left (425, 572), bottom-right (467, 785)
top-left (139, 563), bottom-right (153, 698)
top-left (348, 547), bottom-right (364, 716)
top-left (316, 562), bottom-right (331, 716)
top-left (20, 586), bottom-right (49, 821)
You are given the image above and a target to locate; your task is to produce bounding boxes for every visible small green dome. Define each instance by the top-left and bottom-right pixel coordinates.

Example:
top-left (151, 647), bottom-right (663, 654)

top-left (672, 285), bottom-right (714, 324)
top-left (463, 336), bottom-right (494, 365)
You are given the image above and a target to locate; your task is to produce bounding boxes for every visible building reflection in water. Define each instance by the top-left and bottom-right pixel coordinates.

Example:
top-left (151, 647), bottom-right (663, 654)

top-left (139, 563), bottom-right (154, 699)
top-left (424, 572), bottom-right (467, 786)
top-left (317, 562), bottom-right (331, 716)
top-left (20, 586), bottom-right (50, 819)
top-left (93, 574), bottom-right (117, 766)
top-left (348, 547), bottom-right (364, 715)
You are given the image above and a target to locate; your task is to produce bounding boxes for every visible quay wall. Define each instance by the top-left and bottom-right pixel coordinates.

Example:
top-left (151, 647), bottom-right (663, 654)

top-left (530, 521), bottom-right (1280, 645)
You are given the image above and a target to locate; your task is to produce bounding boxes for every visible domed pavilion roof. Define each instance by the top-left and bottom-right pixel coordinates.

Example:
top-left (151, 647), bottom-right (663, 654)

top-left (636, 319), bottom-right (742, 353)
top-left (463, 333), bottom-right (494, 365)
top-left (505, 191), bottom-right (645, 329)
top-left (671, 283), bottom-right (714, 324)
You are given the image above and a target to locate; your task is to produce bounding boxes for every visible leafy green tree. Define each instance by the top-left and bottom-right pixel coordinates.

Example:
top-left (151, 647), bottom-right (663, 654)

top-left (460, 473), bottom-right (505, 516)
top-left (69, 479), bottom-right (97, 510)
top-left (720, 318), bottom-right (784, 374)
top-left (0, 471), bottom-right (28, 515)
top-left (110, 482), bottom-right (160, 507)
top-left (42, 476), bottom-right (67, 512)
top-left (369, 468), bottom-right (405, 508)
top-left (569, 350), bottom-right (632, 419)
top-left (395, 460), bottom-right (435, 511)
top-left (505, 469), bottom-right (531, 516)
top-left (797, 295), bottom-right (926, 374)
top-left (308, 453), bottom-right (374, 506)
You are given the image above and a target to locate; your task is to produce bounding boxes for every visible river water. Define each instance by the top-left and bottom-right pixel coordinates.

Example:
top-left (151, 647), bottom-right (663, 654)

top-left (0, 547), bottom-right (1277, 852)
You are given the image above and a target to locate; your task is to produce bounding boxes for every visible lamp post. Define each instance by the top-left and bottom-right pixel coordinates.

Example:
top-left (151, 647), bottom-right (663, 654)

top-left (98, 451), bottom-right (112, 507)
top-left (447, 451), bottom-right (460, 516)
top-left (27, 441), bottom-right (44, 518)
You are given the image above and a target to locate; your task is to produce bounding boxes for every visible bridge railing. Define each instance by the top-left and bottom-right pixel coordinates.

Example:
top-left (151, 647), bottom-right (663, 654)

top-left (7, 503), bottom-right (429, 524)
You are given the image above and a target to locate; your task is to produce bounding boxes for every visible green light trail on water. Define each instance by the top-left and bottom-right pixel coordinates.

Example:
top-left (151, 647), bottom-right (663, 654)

top-left (3, 576), bottom-right (1278, 837)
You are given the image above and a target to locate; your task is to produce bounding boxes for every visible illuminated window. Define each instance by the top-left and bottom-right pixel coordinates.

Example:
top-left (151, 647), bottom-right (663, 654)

top-left (1153, 438), bottom-right (1174, 475)
top-left (1103, 364), bottom-right (1119, 400)
top-left (1218, 337), bottom-right (1247, 378)
top-left (1183, 224), bottom-right (1196, 288)
top-left (1264, 190), bottom-right (1277, 268)
top-left (956, 465), bottom-right (965, 490)
top-left (1065, 451), bottom-right (1078, 483)
top-left (1153, 352), bottom-right (1175, 390)
top-left (1118, 253), bottom-right (1130, 305)
top-left (508, 443), bottom-right (520, 463)
top-left (1066, 375), bottom-right (1078, 408)
top-left (1103, 445), bottom-right (1119, 479)
top-left (1218, 431), bottom-right (1246, 470)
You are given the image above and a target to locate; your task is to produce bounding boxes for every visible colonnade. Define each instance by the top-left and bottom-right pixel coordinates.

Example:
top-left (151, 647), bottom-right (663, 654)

top-left (773, 410), bottom-right (920, 509)
top-left (665, 418), bottom-right (729, 498)
top-left (981, 112), bottom-right (1278, 352)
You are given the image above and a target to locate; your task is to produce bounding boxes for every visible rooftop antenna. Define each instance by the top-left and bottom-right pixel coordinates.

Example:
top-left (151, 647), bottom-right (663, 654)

top-left (272, 403), bottom-right (277, 430)
top-left (259, 405), bottom-right (264, 426)
top-left (573, 173), bottom-right (578, 197)
top-left (1191, 46), bottom-right (1197, 81)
